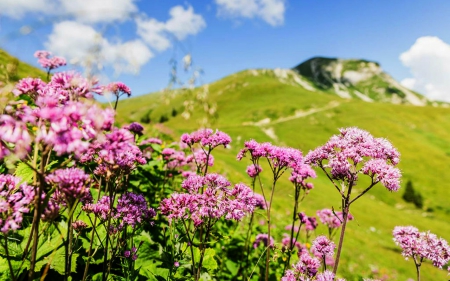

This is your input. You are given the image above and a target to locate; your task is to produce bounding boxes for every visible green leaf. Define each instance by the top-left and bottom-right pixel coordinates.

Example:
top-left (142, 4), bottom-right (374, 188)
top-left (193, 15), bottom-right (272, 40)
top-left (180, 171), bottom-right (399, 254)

top-left (14, 162), bottom-right (34, 184)
top-left (45, 160), bottom-right (59, 171)
top-left (225, 260), bottom-right (238, 276)
top-left (34, 246), bottom-right (78, 275)
top-left (193, 247), bottom-right (218, 272)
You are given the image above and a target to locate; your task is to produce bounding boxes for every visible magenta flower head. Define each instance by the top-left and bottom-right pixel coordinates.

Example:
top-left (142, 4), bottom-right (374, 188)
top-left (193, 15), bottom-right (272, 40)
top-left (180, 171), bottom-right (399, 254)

top-left (0, 175), bottom-right (35, 233)
top-left (246, 164), bottom-right (262, 178)
top-left (253, 233), bottom-right (275, 249)
top-left (13, 77), bottom-right (46, 97)
top-left (317, 209), bottom-right (353, 229)
top-left (393, 226), bottom-right (450, 269)
top-left (46, 168), bottom-right (91, 206)
top-left (34, 50), bottom-right (66, 70)
top-left (125, 122), bottom-right (144, 136)
top-left (106, 82), bottom-right (131, 97)
top-left (306, 127), bottom-right (401, 191)
top-left (72, 220), bottom-right (88, 232)
top-left (284, 253), bottom-right (321, 279)
top-left (160, 173), bottom-right (258, 226)
top-left (181, 128), bottom-right (231, 148)
top-left (0, 114), bottom-right (32, 160)
top-left (311, 235), bottom-right (336, 259)
top-left (117, 192), bottom-right (156, 228)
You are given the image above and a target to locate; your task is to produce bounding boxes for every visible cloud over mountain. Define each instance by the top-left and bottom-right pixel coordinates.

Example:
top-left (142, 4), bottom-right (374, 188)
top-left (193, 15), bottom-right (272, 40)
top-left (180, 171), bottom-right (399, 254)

top-left (400, 36), bottom-right (450, 102)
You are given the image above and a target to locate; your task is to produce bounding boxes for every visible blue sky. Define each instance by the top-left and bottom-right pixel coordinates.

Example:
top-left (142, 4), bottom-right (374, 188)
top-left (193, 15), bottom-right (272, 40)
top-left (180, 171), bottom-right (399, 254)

top-left (1, 0), bottom-right (450, 101)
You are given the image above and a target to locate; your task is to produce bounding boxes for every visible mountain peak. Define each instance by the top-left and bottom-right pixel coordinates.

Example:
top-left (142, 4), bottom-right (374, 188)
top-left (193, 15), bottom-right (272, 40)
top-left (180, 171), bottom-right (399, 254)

top-left (292, 57), bottom-right (427, 106)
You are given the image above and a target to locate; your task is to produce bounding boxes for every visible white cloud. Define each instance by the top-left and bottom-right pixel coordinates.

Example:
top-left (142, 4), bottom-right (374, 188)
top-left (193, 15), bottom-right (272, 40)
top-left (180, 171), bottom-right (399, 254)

top-left (58, 0), bottom-right (138, 23)
top-left (0, 0), bottom-right (53, 18)
top-left (215, 0), bottom-right (285, 26)
top-left (46, 21), bottom-right (152, 74)
top-left (136, 5), bottom-right (206, 51)
top-left (0, 0), bottom-right (137, 23)
top-left (136, 18), bottom-right (171, 51)
top-left (165, 5), bottom-right (207, 40)
top-left (400, 36), bottom-right (450, 102)
top-left (4, 1), bottom-right (205, 74)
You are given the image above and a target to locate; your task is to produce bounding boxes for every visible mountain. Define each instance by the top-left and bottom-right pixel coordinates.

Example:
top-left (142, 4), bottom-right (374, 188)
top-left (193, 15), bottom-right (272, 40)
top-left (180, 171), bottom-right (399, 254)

top-left (116, 66), bottom-right (450, 280)
top-left (293, 57), bottom-right (429, 106)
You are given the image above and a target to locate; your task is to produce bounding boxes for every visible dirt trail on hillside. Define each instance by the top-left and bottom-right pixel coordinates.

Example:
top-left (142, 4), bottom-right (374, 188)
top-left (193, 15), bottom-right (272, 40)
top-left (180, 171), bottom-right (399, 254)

top-left (241, 100), bottom-right (341, 141)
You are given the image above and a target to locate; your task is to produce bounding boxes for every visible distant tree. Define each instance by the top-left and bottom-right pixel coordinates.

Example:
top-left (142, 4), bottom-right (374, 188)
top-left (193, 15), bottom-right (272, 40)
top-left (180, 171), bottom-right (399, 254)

top-left (171, 108), bottom-right (178, 117)
top-left (159, 114), bottom-right (169, 123)
top-left (140, 109), bottom-right (153, 124)
top-left (402, 180), bottom-right (423, 209)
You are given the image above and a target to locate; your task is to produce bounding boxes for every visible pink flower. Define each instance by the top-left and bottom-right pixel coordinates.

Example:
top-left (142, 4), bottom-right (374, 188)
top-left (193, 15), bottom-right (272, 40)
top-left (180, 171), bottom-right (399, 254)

top-left (106, 82), bottom-right (131, 97)
top-left (181, 128), bottom-right (231, 148)
top-left (393, 226), bottom-right (450, 269)
top-left (46, 168), bottom-right (91, 205)
top-left (160, 174), bottom-right (258, 226)
top-left (253, 233), bottom-right (275, 249)
top-left (317, 209), bottom-right (353, 229)
top-left (0, 175), bottom-right (35, 233)
top-left (305, 127), bottom-right (401, 192)
top-left (34, 50), bottom-right (66, 70)
top-left (246, 164), bottom-right (262, 177)
top-left (311, 235), bottom-right (336, 259)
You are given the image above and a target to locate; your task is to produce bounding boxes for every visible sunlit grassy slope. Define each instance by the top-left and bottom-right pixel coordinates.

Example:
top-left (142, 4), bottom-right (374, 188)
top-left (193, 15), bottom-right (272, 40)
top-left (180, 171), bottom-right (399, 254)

top-left (117, 69), bottom-right (450, 280)
top-left (0, 49), bottom-right (46, 83)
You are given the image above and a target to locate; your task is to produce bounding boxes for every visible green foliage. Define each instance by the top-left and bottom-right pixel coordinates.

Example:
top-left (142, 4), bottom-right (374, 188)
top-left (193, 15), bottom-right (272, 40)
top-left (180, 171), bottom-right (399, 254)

top-left (14, 162), bottom-right (34, 184)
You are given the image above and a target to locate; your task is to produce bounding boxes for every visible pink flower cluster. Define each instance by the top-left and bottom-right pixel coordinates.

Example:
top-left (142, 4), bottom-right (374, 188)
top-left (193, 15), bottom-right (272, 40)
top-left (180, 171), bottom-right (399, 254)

top-left (237, 140), bottom-right (303, 169)
top-left (15, 71), bottom-right (102, 105)
top-left (124, 122), bottom-right (144, 136)
top-left (311, 235), bottom-right (335, 260)
top-left (181, 128), bottom-right (231, 148)
top-left (46, 168), bottom-right (91, 206)
top-left (305, 127), bottom-right (401, 191)
top-left (282, 235), bottom-right (343, 280)
top-left (317, 209), bottom-right (353, 229)
top-left (0, 114), bottom-right (32, 159)
top-left (36, 101), bottom-right (114, 157)
top-left (82, 128), bottom-right (146, 176)
top-left (34, 50), bottom-right (66, 70)
top-left (0, 175), bottom-right (35, 233)
top-left (83, 192), bottom-right (155, 229)
top-left (253, 233), bottom-right (275, 249)
top-left (246, 164), bottom-right (262, 178)
top-left (282, 233), bottom-right (303, 251)
top-left (159, 173), bottom-right (258, 226)
top-left (116, 192), bottom-right (156, 228)
top-left (2, 68), bottom-right (117, 162)
top-left (186, 149), bottom-right (214, 168)
top-left (106, 82), bottom-right (132, 97)
top-left (298, 212), bottom-right (318, 231)
top-left (282, 269), bottom-right (338, 281)
top-left (393, 226), bottom-right (450, 268)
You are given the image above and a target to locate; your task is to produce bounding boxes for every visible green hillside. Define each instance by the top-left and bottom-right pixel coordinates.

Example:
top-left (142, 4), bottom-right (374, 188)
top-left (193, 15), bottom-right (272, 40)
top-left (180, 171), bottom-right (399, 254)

top-left (116, 68), bottom-right (450, 280)
top-left (0, 49), bottom-right (46, 108)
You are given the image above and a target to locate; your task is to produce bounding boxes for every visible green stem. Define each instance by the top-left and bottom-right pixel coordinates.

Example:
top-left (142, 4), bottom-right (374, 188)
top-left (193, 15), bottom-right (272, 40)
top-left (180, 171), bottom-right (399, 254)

top-left (3, 234), bottom-right (16, 281)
